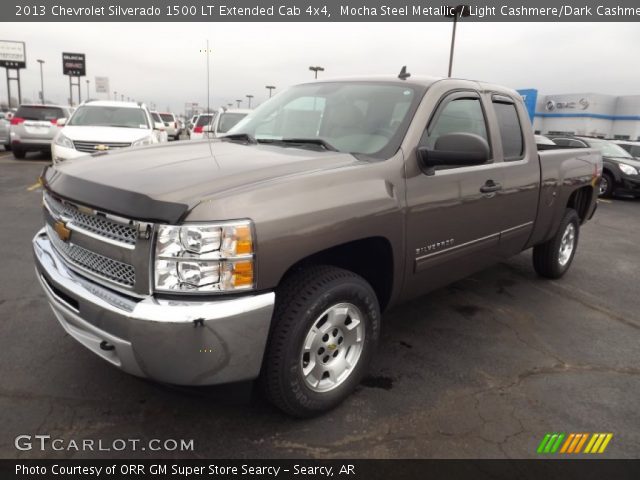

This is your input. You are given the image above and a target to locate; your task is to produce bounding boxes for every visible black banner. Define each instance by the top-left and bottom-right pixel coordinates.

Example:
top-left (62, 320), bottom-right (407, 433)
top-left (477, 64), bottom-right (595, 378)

top-left (3, 460), bottom-right (640, 480)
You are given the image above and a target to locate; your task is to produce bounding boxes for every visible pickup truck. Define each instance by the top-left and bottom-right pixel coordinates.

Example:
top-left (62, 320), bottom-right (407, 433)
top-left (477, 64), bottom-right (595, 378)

top-left (33, 74), bottom-right (602, 417)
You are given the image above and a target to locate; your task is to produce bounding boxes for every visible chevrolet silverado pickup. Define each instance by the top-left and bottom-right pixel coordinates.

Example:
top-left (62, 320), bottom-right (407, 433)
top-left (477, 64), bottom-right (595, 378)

top-left (33, 75), bottom-right (602, 417)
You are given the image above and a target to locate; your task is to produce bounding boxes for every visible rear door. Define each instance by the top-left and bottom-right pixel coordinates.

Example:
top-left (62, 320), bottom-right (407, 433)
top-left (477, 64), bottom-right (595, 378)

top-left (403, 89), bottom-right (507, 298)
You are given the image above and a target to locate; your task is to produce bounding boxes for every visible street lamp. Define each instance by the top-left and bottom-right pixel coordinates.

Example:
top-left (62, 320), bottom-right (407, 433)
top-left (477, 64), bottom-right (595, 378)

top-left (121, 94), bottom-right (124, 101)
top-left (445, 5), bottom-right (470, 77)
top-left (309, 66), bottom-right (324, 79)
top-left (246, 94), bottom-right (254, 109)
top-left (85, 79), bottom-right (90, 100)
top-left (113, 91), bottom-right (117, 101)
top-left (265, 85), bottom-right (276, 98)
top-left (37, 59), bottom-right (45, 104)
top-left (227, 103), bottom-right (233, 108)
top-left (236, 99), bottom-right (242, 108)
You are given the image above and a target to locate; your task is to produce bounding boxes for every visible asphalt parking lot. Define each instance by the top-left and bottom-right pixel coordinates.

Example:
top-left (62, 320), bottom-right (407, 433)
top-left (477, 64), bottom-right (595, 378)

top-left (0, 148), bottom-right (638, 459)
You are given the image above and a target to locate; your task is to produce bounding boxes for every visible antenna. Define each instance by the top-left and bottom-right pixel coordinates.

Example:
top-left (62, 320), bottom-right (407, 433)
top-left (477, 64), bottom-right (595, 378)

top-left (398, 66), bottom-right (411, 80)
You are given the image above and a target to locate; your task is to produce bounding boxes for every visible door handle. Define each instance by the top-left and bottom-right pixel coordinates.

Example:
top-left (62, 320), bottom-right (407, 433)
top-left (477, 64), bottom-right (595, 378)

top-left (480, 180), bottom-right (502, 194)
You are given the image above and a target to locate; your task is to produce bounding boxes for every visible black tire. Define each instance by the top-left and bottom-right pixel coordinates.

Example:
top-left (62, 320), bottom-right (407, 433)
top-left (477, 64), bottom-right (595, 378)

top-left (262, 265), bottom-right (380, 417)
top-left (533, 209), bottom-right (580, 279)
top-left (599, 171), bottom-right (614, 198)
top-left (4, 143), bottom-right (11, 151)
top-left (12, 148), bottom-right (26, 159)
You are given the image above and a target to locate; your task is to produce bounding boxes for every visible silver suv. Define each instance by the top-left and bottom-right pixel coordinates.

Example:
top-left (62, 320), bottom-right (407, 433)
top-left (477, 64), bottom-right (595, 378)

top-left (10, 104), bottom-right (73, 159)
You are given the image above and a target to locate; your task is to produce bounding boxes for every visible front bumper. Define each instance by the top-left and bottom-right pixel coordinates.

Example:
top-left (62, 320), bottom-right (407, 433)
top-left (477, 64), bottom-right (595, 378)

top-left (615, 174), bottom-right (640, 196)
top-left (33, 228), bottom-right (275, 386)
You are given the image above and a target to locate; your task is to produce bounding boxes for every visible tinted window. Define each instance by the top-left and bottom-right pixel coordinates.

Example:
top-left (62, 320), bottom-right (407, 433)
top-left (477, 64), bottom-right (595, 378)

top-left (16, 106), bottom-right (65, 121)
top-left (160, 113), bottom-right (174, 122)
top-left (217, 113), bottom-right (247, 134)
top-left (421, 97), bottom-right (488, 151)
top-left (69, 106), bottom-right (149, 128)
top-left (196, 115), bottom-right (213, 127)
top-left (630, 146), bottom-right (640, 157)
top-left (493, 101), bottom-right (523, 160)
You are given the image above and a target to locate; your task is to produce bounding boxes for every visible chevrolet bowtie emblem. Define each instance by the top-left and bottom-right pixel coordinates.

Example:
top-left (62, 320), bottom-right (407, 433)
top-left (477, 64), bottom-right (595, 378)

top-left (94, 144), bottom-right (109, 151)
top-left (53, 220), bottom-right (71, 242)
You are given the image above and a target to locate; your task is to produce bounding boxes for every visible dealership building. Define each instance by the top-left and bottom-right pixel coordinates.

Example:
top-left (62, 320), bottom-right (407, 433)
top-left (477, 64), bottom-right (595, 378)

top-left (517, 89), bottom-right (640, 140)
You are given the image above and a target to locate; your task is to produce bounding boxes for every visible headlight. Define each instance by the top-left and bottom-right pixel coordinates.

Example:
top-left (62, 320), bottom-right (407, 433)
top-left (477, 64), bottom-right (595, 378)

top-left (54, 132), bottom-right (74, 149)
top-left (133, 134), bottom-right (154, 147)
top-left (154, 221), bottom-right (254, 292)
top-left (619, 163), bottom-right (638, 176)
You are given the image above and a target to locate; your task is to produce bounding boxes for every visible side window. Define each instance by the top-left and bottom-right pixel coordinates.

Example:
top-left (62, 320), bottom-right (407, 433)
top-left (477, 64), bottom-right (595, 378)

top-left (553, 138), bottom-right (569, 146)
top-left (493, 101), bottom-right (524, 161)
top-left (421, 97), bottom-right (489, 153)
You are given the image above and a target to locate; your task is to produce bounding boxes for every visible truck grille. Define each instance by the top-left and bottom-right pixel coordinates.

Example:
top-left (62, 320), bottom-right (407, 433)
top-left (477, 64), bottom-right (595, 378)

top-left (44, 192), bottom-right (138, 246)
top-left (47, 225), bottom-right (136, 288)
top-left (73, 141), bottom-right (131, 153)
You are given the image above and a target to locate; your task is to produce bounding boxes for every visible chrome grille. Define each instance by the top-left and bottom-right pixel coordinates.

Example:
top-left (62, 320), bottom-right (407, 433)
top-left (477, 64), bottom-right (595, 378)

top-left (47, 225), bottom-right (135, 288)
top-left (44, 192), bottom-right (138, 246)
top-left (73, 141), bottom-right (131, 153)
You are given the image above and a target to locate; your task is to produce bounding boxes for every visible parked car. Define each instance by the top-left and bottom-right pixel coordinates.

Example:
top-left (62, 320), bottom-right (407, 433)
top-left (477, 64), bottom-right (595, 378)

top-left (159, 112), bottom-right (179, 141)
top-left (204, 108), bottom-right (251, 138)
top-left (52, 101), bottom-right (166, 164)
top-left (548, 135), bottom-right (640, 197)
top-left (0, 112), bottom-right (10, 150)
top-left (189, 113), bottom-right (214, 140)
top-left (10, 104), bottom-right (72, 159)
top-left (611, 140), bottom-right (640, 159)
top-left (34, 75), bottom-right (601, 417)
top-left (149, 111), bottom-right (169, 143)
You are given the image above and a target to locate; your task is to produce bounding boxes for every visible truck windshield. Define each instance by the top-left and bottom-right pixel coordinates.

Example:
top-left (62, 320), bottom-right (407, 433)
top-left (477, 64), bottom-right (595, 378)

top-left (69, 106), bottom-right (149, 129)
top-left (227, 81), bottom-right (425, 158)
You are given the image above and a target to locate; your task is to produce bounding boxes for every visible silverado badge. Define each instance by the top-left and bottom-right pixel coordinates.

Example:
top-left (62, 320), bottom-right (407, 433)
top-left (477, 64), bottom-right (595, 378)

top-left (53, 220), bottom-right (71, 242)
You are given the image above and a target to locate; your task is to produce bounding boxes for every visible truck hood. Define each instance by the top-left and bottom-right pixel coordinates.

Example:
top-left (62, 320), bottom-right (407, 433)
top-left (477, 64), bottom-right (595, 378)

top-left (61, 125), bottom-right (153, 143)
top-left (43, 140), bottom-right (360, 223)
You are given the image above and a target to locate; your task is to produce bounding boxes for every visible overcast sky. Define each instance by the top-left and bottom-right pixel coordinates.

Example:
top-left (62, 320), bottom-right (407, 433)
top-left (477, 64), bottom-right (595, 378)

top-left (1, 22), bottom-right (638, 112)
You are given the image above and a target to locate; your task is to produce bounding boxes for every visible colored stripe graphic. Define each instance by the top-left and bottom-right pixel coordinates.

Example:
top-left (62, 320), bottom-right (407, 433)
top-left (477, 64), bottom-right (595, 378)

top-left (540, 433), bottom-right (613, 454)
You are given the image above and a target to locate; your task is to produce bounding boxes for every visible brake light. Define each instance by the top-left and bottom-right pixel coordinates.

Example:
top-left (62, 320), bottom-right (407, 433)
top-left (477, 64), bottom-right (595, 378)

top-left (10, 117), bottom-right (24, 125)
top-left (194, 126), bottom-right (203, 133)
top-left (50, 119), bottom-right (58, 125)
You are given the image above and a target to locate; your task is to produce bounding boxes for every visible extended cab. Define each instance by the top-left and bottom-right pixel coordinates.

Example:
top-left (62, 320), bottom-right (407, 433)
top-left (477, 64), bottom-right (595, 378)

top-left (33, 75), bottom-right (601, 417)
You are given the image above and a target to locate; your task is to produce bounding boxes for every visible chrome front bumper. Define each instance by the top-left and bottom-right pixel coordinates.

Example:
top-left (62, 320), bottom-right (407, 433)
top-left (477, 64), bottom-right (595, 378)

top-left (32, 228), bottom-right (275, 386)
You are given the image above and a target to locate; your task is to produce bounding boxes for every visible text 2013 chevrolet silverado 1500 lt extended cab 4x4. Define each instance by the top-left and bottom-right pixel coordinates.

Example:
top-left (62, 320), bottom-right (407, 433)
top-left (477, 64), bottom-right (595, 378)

top-left (33, 75), bottom-right (602, 416)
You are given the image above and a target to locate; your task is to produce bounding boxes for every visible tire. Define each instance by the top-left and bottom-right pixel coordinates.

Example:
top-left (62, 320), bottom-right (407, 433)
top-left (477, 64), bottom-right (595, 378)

top-left (262, 265), bottom-right (381, 417)
top-left (599, 171), bottom-right (614, 198)
top-left (4, 143), bottom-right (10, 151)
top-left (12, 148), bottom-right (26, 159)
top-left (533, 209), bottom-right (580, 279)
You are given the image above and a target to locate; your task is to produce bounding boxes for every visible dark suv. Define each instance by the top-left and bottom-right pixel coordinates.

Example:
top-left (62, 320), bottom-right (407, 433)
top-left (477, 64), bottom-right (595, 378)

top-left (548, 136), bottom-right (640, 198)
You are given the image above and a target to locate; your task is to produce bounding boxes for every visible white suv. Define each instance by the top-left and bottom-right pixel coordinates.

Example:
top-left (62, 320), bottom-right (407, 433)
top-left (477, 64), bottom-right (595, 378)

top-left (52, 101), bottom-right (166, 164)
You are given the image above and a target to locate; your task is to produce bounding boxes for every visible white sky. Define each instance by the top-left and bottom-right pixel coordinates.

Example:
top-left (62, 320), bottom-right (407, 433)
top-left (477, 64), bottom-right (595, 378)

top-left (1, 22), bottom-right (638, 113)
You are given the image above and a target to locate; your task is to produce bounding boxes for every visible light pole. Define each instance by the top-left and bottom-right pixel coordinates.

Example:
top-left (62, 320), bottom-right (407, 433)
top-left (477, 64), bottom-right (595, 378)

top-left (85, 79), bottom-right (90, 100)
top-left (236, 99), bottom-right (242, 108)
top-left (309, 66), bottom-right (324, 79)
top-left (121, 94), bottom-right (124, 102)
top-left (265, 85), bottom-right (276, 98)
top-left (445, 5), bottom-right (470, 78)
top-left (246, 94), bottom-right (254, 108)
top-left (201, 40), bottom-right (212, 113)
top-left (37, 59), bottom-right (45, 104)
top-left (113, 91), bottom-right (117, 101)
top-left (227, 103), bottom-right (233, 108)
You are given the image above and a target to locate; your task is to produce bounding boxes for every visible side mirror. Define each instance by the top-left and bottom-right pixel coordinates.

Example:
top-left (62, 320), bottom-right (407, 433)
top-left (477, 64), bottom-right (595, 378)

top-left (154, 122), bottom-right (165, 131)
top-left (56, 118), bottom-right (67, 127)
top-left (417, 133), bottom-right (490, 175)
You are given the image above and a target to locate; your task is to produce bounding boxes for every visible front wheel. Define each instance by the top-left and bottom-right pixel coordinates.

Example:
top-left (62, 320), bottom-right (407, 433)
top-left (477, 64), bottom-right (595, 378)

top-left (599, 172), bottom-right (614, 198)
top-left (262, 265), bottom-right (380, 417)
top-left (532, 209), bottom-right (580, 279)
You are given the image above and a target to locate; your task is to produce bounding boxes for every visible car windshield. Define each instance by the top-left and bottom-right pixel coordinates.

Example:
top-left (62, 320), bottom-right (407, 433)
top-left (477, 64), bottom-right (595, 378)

top-left (587, 139), bottom-right (634, 158)
top-left (69, 106), bottom-right (149, 128)
top-left (217, 113), bottom-right (248, 134)
top-left (160, 113), bottom-right (174, 122)
top-left (196, 115), bottom-right (213, 127)
top-left (16, 106), bottom-right (65, 121)
top-left (227, 81), bottom-right (425, 158)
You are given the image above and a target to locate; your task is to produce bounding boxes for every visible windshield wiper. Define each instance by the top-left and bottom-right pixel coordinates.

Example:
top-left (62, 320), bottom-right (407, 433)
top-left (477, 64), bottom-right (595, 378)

top-left (220, 133), bottom-right (257, 144)
top-left (258, 138), bottom-right (339, 152)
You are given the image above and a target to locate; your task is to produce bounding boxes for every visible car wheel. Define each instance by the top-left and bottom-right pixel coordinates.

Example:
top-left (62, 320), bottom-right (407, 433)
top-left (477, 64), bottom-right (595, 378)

top-left (263, 265), bottom-right (380, 417)
top-left (532, 209), bottom-right (580, 279)
top-left (4, 143), bottom-right (11, 151)
top-left (12, 148), bottom-right (26, 159)
top-left (598, 172), bottom-right (614, 198)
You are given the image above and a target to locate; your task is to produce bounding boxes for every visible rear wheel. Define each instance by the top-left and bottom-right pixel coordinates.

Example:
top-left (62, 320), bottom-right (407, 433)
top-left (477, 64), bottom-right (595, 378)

top-left (12, 148), bottom-right (25, 159)
top-left (3, 143), bottom-right (10, 151)
top-left (533, 209), bottom-right (580, 279)
top-left (263, 265), bottom-right (380, 417)
top-left (598, 172), bottom-right (614, 198)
